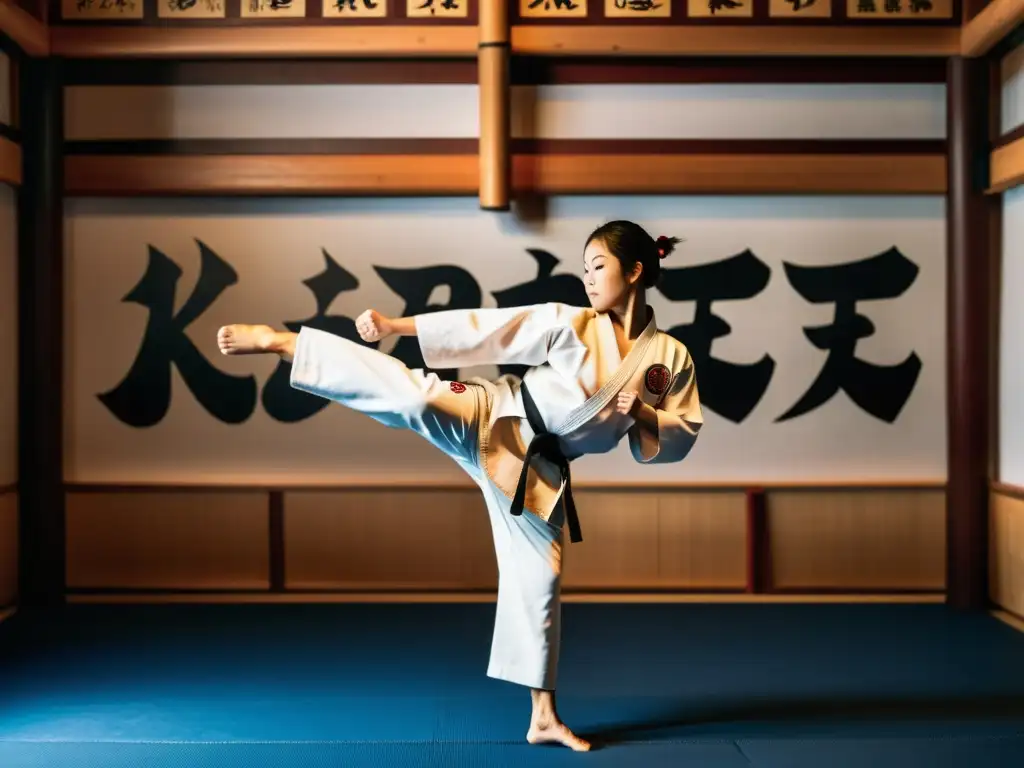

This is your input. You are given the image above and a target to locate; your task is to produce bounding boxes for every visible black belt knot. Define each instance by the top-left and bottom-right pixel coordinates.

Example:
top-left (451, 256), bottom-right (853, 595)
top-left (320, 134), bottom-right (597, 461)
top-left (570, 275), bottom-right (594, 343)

top-left (509, 382), bottom-right (583, 544)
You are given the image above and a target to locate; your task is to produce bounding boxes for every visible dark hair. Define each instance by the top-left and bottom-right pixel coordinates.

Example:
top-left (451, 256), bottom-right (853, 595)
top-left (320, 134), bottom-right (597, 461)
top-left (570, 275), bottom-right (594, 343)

top-left (584, 220), bottom-right (681, 289)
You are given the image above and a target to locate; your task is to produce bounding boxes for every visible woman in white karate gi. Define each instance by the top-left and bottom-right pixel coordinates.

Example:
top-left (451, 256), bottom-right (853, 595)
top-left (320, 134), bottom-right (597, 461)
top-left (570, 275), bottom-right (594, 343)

top-left (217, 220), bottom-right (703, 752)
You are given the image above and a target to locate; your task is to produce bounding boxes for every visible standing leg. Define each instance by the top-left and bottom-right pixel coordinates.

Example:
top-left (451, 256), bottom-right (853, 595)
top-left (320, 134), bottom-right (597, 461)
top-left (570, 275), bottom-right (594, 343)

top-left (480, 482), bottom-right (590, 752)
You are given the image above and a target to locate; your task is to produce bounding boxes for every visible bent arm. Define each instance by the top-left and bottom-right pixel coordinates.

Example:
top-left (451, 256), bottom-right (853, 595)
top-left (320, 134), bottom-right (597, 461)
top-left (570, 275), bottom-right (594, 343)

top-left (413, 303), bottom-right (588, 370)
top-left (628, 355), bottom-right (703, 465)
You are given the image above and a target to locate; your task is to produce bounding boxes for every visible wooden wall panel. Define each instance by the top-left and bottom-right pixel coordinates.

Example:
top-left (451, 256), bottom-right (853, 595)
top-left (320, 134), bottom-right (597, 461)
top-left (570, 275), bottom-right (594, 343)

top-left (65, 491), bottom-right (270, 590)
top-left (283, 489), bottom-right (496, 591)
top-left (0, 491), bottom-right (16, 606)
top-left (63, 488), bottom-right (947, 595)
top-left (990, 490), bottom-right (1024, 618)
top-left (561, 490), bottom-right (747, 590)
top-left (767, 489), bottom-right (947, 590)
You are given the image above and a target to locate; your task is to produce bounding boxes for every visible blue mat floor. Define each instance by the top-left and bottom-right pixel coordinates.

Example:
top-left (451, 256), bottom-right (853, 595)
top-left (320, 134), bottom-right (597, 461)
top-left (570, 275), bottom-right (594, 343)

top-left (0, 602), bottom-right (1023, 766)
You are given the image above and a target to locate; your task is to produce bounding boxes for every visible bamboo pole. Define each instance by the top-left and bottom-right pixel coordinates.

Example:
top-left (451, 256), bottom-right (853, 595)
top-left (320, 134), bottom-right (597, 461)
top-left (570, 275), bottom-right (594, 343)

top-left (478, 0), bottom-right (510, 211)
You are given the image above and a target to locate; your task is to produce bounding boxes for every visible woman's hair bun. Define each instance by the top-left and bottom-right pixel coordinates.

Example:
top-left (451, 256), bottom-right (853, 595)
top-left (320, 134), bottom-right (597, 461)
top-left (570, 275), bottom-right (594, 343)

top-left (656, 235), bottom-right (681, 259)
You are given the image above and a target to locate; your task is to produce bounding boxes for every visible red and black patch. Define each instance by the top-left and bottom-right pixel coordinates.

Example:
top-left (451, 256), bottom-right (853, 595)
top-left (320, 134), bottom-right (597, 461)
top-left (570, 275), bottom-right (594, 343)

top-left (644, 364), bottom-right (671, 397)
top-left (449, 381), bottom-right (467, 394)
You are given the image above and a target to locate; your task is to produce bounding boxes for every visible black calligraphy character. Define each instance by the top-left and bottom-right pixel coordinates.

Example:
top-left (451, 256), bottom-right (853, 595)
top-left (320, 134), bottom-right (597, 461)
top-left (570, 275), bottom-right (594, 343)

top-left (776, 247), bottom-right (921, 424)
top-left (658, 249), bottom-right (774, 424)
top-left (786, 0), bottom-right (816, 9)
top-left (374, 265), bottom-right (482, 381)
top-left (909, 0), bottom-right (931, 10)
top-left (615, 0), bottom-right (662, 9)
top-left (857, 0), bottom-right (876, 10)
top-left (77, 0), bottom-right (91, 9)
top-left (169, 0), bottom-right (197, 10)
top-left (418, 0), bottom-right (458, 12)
top-left (884, 0), bottom-right (901, 10)
top-left (334, 0), bottom-right (378, 8)
top-left (491, 248), bottom-right (588, 379)
top-left (708, 0), bottom-right (743, 12)
top-left (270, 0), bottom-right (292, 8)
top-left (261, 250), bottom-right (375, 423)
top-left (98, 241), bottom-right (256, 427)
top-left (527, 0), bottom-right (580, 10)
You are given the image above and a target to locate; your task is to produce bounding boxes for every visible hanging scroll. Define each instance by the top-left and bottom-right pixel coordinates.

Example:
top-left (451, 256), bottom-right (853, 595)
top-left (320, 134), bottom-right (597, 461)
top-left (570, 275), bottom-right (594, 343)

top-left (520, 0), bottom-right (588, 18)
top-left (407, 0), bottom-right (469, 16)
top-left (604, 0), bottom-right (671, 17)
top-left (158, 0), bottom-right (226, 18)
top-left (845, 0), bottom-right (953, 19)
top-left (688, 0), bottom-right (752, 17)
top-left (61, 0), bottom-right (144, 19)
top-left (322, 0), bottom-right (388, 16)
top-left (769, 0), bottom-right (832, 17)
top-left (241, 0), bottom-right (306, 17)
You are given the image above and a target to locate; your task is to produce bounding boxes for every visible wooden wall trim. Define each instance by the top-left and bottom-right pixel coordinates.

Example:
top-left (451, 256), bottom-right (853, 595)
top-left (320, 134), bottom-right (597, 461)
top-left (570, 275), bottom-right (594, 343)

top-left (510, 25), bottom-right (962, 58)
top-left (0, 134), bottom-right (19, 186)
top-left (63, 481), bottom-right (947, 492)
top-left (0, 0), bottom-right (48, 57)
top-left (962, 0), bottom-right (1024, 56)
top-left (64, 152), bottom-right (947, 196)
top-left (991, 480), bottom-right (1024, 501)
top-left (991, 133), bottom-right (1024, 192)
top-left (49, 25), bottom-right (479, 59)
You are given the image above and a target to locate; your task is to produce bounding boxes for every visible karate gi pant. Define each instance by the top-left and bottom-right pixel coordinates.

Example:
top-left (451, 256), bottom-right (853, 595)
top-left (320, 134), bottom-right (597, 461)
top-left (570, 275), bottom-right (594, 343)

top-left (289, 326), bottom-right (564, 691)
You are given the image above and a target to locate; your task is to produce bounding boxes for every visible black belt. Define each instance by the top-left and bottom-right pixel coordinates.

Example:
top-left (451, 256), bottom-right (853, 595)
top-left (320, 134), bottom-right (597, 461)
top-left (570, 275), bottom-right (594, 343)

top-left (509, 382), bottom-right (583, 544)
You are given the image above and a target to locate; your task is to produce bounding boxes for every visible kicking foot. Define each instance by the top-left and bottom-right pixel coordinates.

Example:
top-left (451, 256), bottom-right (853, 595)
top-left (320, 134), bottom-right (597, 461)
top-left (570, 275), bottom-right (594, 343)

top-left (217, 324), bottom-right (278, 356)
top-left (526, 719), bottom-right (591, 752)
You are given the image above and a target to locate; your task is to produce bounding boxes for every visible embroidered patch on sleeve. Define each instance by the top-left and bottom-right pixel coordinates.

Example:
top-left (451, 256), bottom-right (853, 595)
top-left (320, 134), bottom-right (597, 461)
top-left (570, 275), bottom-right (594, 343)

top-left (644, 364), bottom-right (671, 397)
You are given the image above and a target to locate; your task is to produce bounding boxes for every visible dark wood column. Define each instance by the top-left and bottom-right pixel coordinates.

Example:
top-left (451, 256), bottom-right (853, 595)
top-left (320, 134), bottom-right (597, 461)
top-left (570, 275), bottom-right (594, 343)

top-left (17, 56), bottom-right (65, 608)
top-left (945, 55), bottom-right (994, 610)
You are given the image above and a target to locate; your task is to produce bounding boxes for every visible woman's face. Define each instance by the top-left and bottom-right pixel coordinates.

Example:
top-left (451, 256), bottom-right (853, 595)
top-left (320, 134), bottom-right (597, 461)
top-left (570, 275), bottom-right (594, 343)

top-left (582, 237), bottom-right (640, 312)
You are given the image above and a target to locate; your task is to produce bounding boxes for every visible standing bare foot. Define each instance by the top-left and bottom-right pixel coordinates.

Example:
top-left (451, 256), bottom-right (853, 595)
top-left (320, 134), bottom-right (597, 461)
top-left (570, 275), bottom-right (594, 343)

top-left (217, 324), bottom-right (278, 356)
top-left (526, 717), bottom-right (591, 752)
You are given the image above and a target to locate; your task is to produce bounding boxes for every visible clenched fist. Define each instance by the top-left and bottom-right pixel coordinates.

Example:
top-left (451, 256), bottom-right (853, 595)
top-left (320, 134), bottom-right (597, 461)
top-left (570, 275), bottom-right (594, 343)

top-left (616, 390), bottom-right (640, 416)
top-left (355, 309), bottom-right (392, 343)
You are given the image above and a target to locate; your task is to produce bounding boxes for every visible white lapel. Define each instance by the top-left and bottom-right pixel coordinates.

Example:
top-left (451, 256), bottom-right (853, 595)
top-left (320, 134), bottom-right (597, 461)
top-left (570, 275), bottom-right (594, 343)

top-left (552, 309), bottom-right (658, 436)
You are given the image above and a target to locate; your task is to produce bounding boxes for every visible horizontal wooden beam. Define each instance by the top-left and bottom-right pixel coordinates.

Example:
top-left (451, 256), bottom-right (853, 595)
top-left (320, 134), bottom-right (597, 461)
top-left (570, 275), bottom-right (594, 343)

top-left (47, 22), bottom-right (962, 60)
top-left (65, 152), bottom-right (947, 196)
top-left (511, 25), bottom-right (962, 58)
top-left (0, 0), bottom-right (48, 57)
top-left (962, 0), bottom-right (1024, 56)
top-left (0, 134), bottom-right (20, 186)
top-left (49, 25), bottom-right (479, 59)
top-left (990, 133), bottom-right (1024, 191)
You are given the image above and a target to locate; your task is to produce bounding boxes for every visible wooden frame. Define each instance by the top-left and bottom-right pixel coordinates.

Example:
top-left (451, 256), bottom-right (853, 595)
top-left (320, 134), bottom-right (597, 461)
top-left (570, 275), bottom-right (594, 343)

top-left (961, 0), bottom-right (1024, 56)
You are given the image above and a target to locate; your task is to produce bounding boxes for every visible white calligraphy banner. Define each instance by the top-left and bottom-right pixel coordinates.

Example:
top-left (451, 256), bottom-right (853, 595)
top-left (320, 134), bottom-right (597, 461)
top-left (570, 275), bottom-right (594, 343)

top-left (64, 195), bottom-right (947, 484)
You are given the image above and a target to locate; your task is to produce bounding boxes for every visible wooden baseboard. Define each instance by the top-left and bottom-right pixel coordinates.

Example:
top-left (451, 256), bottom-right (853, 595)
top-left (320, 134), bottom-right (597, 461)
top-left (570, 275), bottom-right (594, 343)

top-left (65, 591), bottom-right (948, 605)
top-left (992, 609), bottom-right (1024, 633)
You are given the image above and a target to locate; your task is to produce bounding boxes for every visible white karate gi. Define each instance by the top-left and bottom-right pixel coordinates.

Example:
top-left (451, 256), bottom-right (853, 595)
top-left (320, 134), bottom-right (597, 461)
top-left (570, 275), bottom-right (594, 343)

top-left (288, 302), bottom-right (703, 691)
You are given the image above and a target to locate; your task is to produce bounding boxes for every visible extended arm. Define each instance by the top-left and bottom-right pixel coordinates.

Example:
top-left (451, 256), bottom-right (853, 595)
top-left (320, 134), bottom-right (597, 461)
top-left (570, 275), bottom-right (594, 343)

top-left (628, 354), bottom-right (703, 464)
top-left (410, 303), bottom-right (589, 370)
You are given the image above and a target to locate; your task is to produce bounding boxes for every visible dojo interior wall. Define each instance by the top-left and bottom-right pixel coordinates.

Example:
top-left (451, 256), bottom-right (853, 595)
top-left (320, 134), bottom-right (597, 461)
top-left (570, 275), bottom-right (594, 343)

top-left (0, 45), bottom-right (18, 610)
top-left (62, 64), bottom-right (949, 599)
top-left (992, 40), bottom-right (1024, 621)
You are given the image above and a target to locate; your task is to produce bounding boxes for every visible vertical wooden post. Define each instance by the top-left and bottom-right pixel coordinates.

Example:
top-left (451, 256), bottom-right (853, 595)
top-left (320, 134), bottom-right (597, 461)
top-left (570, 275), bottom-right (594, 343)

top-left (17, 56), bottom-right (64, 608)
top-left (946, 55), bottom-right (994, 610)
top-left (478, 0), bottom-right (510, 211)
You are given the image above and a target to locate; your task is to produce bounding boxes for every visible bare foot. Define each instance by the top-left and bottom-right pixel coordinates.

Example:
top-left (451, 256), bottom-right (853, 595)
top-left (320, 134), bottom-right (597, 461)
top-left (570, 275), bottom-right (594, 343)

top-left (526, 719), bottom-right (591, 752)
top-left (217, 324), bottom-right (277, 356)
